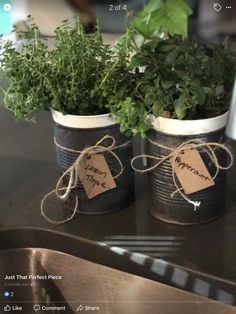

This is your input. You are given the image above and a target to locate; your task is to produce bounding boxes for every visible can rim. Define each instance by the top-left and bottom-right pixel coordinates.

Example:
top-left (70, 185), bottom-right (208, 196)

top-left (150, 111), bottom-right (228, 135)
top-left (51, 109), bottom-right (117, 129)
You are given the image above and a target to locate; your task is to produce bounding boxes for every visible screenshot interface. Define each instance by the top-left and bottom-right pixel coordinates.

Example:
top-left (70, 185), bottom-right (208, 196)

top-left (0, 0), bottom-right (236, 313)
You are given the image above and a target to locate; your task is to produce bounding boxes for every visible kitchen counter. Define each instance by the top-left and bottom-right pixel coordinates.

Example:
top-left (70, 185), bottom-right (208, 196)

top-left (1, 103), bottom-right (236, 305)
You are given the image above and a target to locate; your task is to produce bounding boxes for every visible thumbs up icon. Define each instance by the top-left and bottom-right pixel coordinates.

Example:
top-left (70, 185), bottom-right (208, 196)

top-left (4, 304), bottom-right (11, 311)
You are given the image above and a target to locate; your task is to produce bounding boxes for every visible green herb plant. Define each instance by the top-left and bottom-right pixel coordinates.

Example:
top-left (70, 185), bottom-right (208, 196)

top-left (0, 16), bottom-right (130, 121)
top-left (110, 0), bottom-right (236, 136)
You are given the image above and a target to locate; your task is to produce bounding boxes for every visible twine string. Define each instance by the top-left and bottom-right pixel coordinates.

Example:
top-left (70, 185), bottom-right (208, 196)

top-left (41, 135), bottom-right (128, 224)
top-left (41, 187), bottom-right (79, 224)
top-left (131, 138), bottom-right (233, 211)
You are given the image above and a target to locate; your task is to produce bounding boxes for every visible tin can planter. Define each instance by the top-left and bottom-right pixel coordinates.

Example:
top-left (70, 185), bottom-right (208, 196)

top-left (146, 111), bottom-right (230, 225)
top-left (52, 110), bottom-right (134, 215)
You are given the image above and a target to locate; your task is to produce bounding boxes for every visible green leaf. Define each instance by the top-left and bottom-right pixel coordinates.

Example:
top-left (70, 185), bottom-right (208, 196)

top-left (165, 49), bottom-right (178, 64)
top-left (161, 80), bottom-right (173, 89)
top-left (174, 94), bottom-right (187, 119)
top-left (152, 101), bottom-right (165, 117)
top-left (190, 79), bottom-right (206, 104)
top-left (144, 89), bottom-right (156, 105)
top-left (129, 52), bottom-right (145, 68)
top-left (132, 0), bottom-right (163, 38)
top-left (152, 0), bottom-right (192, 38)
top-left (131, 0), bottom-right (192, 39)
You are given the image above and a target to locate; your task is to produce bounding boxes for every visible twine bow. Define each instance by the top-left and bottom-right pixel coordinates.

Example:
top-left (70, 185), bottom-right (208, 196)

top-left (41, 135), bottom-right (127, 224)
top-left (131, 138), bottom-right (233, 211)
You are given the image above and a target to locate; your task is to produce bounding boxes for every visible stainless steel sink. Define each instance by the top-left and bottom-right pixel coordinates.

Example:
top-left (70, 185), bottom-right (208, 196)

top-left (0, 228), bottom-right (235, 314)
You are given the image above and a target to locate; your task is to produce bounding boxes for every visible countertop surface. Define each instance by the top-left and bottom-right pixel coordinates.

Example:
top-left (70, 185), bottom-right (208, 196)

top-left (1, 103), bottom-right (236, 305)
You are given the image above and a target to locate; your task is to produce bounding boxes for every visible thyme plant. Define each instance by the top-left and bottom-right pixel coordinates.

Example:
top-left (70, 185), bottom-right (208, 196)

top-left (0, 16), bottom-right (131, 120)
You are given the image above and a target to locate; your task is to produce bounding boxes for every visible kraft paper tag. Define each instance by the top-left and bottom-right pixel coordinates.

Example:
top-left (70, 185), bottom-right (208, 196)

top-left (78, 153), bottom-right (116, 199)
top-left (172, 149), bottom-right (215, 194)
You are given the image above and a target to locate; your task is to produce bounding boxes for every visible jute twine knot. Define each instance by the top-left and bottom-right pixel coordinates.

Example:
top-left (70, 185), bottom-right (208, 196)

top-left (41, 135), bottom-right (128, 224)
top-left (131, 138), bottom-right (233, 211)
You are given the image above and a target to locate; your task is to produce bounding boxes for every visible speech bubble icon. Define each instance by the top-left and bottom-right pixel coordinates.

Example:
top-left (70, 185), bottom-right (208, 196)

top-left (33, 304), bottom-right (41, 311)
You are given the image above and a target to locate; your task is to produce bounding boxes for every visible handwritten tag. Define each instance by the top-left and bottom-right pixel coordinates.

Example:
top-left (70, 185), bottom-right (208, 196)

top-left (78, 153), bottom-right (116, 199)
top-left (172, 149), bottom-right (215, 194)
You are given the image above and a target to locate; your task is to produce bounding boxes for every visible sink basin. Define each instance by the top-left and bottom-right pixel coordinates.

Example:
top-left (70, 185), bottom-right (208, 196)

top-left (0, 228), bottom-right (235, 313)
